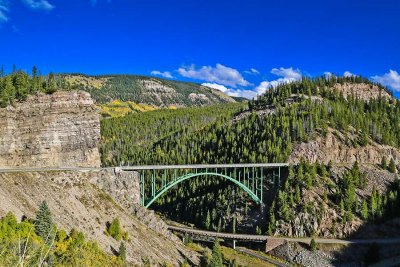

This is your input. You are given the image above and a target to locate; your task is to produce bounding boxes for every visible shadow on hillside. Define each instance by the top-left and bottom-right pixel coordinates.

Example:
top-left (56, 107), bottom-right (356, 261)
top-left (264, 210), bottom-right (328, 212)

top-left (330, 178), bottom-right (400, 266)
top-left (328, 218), bottom-right (400, 266)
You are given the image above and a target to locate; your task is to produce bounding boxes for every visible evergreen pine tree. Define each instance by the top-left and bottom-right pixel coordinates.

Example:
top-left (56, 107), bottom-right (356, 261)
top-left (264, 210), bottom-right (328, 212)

top-left (232, 216), bottom-right (236, 234)
top-left (361, 199), bottom-right (369, 220)
top-left (210, 239), bottom-right (224, 267)
top-left (118, 242), bottom-right (126, 262)
top-left (295, 184), bottom-right (301, 203)
top-left (0, 76), bottom-right (15, 107)
top-left (381, 156), bottom-right (387, 169)
top-left (35, 200), bottom-right (53, 242)
top-left (340, 198), bottom-right (345, 216)
top-left (310, 238), bottom-right (317, 252)
top-left (45, 72), bottom-right (57, 94)
top-left (205, 210), bottom-right (211, 230)
top-left (388, 158), bottom-right (396, 173)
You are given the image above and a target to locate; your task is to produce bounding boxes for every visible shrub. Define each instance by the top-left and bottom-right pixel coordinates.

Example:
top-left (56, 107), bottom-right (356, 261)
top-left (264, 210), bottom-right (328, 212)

top-left (105, 218), bottom-right (129, 241)
top-left (310, 238), bottom-right (317, 252)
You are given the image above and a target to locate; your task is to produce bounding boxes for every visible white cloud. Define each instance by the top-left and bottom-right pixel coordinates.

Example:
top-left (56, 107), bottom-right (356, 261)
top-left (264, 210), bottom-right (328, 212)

top-left (271, 67), bottom-right (302, 80)
top-left (372, 70), bottom-right (400, 92)
top-left (202, 83), bottom-right (229, 93)
top-left (250, 68), bottom-right (259, 74)
top-left (21, 0), bottom-right (54, 10)
top-left (344, 71), bottom-right (355, 77)
top-left (202, 82), bottom-right (257, 99)
top-left (151, 70), bottom-right (174, 79)
top-left (0, 0), bottom-right (9, 24)
top-left (230, 89), bottom-right (257, 99)
top-left (244, 68), bottom-right (260, 75)
top-left (256, 67), bottom-right (302, 95)
top-left (177, 63), bottom-right (251, 88)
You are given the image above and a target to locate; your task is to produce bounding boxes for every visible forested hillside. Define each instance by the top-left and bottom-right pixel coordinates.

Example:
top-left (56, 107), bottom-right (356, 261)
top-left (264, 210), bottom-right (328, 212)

top-left (62, 74), bottom-right (236, 108)
top-left (100, 103), bottom-right (245, 166)
top-left (100, 75), bottom-right (400, 238)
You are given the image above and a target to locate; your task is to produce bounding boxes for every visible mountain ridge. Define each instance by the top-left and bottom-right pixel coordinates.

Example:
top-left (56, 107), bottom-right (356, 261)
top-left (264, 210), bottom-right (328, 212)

top-left (61, 73), bottom-right (237, 108)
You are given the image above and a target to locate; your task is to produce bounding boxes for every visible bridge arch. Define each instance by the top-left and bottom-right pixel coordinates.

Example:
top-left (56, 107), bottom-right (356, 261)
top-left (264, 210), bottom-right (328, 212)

top-left (144, 172), bottom-right (261, 208)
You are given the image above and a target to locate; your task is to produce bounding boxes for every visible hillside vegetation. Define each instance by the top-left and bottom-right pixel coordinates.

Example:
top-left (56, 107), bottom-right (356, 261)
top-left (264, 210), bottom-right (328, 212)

top-left (0, 207), bottom-right (124, 266)
top-left (100, 102), bottom-right (245, 166)
top-left (62, 74), bottom-right (236, 108)
top-left (0, 67), bottom-right (67, 108)
top-left (100, 75), bottom-right (400, 239)
top-left (99, 100), bottom-right (159, 118)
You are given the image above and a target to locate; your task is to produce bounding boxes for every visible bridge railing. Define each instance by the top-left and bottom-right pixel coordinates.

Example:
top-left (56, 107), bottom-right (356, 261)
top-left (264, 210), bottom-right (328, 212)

top-left (120, 163), bottom-right (289, 170)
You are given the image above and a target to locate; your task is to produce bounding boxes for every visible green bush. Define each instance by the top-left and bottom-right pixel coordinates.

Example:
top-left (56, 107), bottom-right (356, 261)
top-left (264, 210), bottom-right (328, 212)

top-left (0, 210), bottom-right (122, 266)
top-left (105, 218), bottom-right (129, 241)
top-left (310, 238), bottom-right (317, 252)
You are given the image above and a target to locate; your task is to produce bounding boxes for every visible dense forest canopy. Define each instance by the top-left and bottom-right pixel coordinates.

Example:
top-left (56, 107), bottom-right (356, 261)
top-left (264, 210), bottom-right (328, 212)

top-left (100, 103), bottom-right (246, 166)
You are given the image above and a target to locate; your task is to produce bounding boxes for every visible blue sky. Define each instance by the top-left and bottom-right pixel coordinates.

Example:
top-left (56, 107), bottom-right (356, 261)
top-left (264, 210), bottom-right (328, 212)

top-left (1, 0), bottom-right (400, 98)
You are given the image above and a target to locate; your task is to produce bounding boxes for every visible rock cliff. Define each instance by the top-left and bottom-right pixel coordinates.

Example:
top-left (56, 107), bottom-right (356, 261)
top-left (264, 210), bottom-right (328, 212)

top-left (332, 83), bottom-right (393, 101)
top-left (289, 128), bottom-right (400, 165)
top-left (0, 91), bottom-right (101, 168)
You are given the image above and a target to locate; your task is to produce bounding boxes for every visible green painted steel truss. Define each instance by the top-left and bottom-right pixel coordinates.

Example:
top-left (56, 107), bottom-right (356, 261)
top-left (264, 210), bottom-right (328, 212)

top-left (121, 164), bottom-right (288, 208)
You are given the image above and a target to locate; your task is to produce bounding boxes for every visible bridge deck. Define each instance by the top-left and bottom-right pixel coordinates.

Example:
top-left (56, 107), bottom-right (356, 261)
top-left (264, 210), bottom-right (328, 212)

top-left (0, 163), bottom-right (289, 173)
top-left (120, 163), bottom-right (289, 170)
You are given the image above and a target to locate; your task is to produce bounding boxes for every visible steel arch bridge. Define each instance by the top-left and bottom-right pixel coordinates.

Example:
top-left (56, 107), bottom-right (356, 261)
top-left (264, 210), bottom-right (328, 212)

top-left (121, 163), bottom-right (288, 208)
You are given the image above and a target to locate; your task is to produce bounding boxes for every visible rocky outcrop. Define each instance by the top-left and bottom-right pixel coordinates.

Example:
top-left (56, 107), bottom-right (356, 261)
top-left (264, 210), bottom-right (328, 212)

top-left (93, 170), bottom-right (181, 243)
top-left (332, 83), bottom-right (393, 101)
top-left (289, 128), bottom-right (400, 165)
top-left (93, 169), bottom-right (141, 205)
top-left (131, 204), bottom-right (182, 243)
top-left (269, 242), bottom-right (334, 267)
top-left (0, 91), bottom-right (101, 168)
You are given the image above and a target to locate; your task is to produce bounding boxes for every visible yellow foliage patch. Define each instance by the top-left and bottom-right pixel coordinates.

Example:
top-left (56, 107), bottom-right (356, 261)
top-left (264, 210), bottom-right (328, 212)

top-left (99, 100), bottom-right (159, 118)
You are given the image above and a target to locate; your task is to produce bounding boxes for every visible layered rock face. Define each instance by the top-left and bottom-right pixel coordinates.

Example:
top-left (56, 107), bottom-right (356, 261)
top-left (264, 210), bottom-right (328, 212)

top-left (289, 128), bottom-right (400, 165)
top-left (0, 91), bottom-right (101, 168)
top-left (332, 83), bottom-right (393, 101)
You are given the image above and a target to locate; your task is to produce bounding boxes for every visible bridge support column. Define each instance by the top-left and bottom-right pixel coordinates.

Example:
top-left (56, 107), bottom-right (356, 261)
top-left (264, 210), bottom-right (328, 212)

top-left (232, 239), bottom-right (236, 250)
